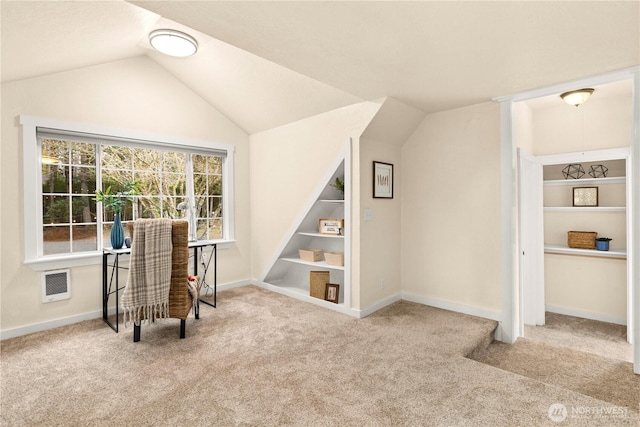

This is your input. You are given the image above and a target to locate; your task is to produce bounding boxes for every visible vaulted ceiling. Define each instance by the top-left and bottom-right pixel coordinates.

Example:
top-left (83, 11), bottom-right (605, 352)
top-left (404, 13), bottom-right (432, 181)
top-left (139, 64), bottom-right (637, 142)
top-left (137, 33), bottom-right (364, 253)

top-left (2, 1), bottom-right (639, 134)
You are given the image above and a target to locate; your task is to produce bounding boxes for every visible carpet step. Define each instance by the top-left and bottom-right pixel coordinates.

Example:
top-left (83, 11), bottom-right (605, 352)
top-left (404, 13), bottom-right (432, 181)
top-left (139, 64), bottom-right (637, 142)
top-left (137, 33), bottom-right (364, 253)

top-left (469, 337), bottom-right (640, 412)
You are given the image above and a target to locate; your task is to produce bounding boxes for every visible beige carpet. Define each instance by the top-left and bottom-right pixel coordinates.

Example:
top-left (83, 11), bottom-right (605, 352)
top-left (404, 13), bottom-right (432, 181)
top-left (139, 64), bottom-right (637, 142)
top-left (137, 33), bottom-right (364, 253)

top-left (469, 312), bottom-right (638, 417)
top-left (1, 286), bottom-right (638, 426)
top-left (525, 312), bottom-right (632, 363)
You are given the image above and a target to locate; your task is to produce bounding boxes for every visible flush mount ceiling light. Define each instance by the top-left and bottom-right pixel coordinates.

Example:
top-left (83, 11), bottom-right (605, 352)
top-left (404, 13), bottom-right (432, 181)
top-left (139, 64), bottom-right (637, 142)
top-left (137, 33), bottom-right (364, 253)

top-left (560, 88), bottom-right (595, 107)
top-left (149, 29), bottom-right (198, 57)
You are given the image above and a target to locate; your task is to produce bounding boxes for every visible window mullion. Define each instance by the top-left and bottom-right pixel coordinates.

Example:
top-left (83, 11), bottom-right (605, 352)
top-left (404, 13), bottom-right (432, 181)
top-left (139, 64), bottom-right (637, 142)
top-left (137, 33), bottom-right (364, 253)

top-left (186, 154), bottom-right (196, 241)
top-left (96, 144), bottom-right (103, 249)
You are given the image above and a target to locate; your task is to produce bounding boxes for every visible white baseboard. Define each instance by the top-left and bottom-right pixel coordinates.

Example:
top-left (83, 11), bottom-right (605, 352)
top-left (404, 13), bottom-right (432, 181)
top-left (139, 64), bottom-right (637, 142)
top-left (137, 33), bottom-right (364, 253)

top-left (201, 279), bottom-right (252, 295)
top-left (0, 310), bottom-right (103, 341)
top-left (0, 279), bottom-right (255, 341)
top-left (252, 280), bottom-right (361, 318)
top-left (401, 292), bottom-right (503, 322)
top-left (357, 293), bottom-right (402, 318)
top-left (2, 282), bottom-right (507, 340)
top-left (545, 304), bottom-right (626, 326)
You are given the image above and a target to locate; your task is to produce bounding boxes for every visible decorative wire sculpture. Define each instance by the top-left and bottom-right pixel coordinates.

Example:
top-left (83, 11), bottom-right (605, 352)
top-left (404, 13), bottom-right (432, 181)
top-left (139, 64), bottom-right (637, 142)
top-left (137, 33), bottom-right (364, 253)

top-left (562, 164), bottom-right (585, 179)
top-left (588, 164), bottom-right (608, 178)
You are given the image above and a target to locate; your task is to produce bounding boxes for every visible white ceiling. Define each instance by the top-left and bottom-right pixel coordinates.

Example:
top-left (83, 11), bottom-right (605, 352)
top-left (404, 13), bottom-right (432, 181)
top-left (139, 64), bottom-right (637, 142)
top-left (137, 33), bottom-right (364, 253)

top-left (2, 1), bottom-right (639, 134)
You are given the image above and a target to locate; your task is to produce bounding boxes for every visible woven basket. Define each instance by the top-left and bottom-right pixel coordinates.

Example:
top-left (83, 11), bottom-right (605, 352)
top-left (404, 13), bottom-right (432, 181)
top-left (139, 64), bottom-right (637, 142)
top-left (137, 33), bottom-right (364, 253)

top-left (567, 231), bottom-right (597, 249)
top-left (310, 271), bottom-right (330, 299)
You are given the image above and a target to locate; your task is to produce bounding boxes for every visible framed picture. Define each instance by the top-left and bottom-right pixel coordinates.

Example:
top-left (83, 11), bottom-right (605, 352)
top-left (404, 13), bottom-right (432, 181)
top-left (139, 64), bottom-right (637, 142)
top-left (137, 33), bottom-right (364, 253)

top-left (325, 283), bottom-right (340, 304)
top-left (373, 161), bottom-right (393, 199)
top-left (319, 218), bottom-right (344, 235)
top-left (573, 186), bottom-right (598, 207)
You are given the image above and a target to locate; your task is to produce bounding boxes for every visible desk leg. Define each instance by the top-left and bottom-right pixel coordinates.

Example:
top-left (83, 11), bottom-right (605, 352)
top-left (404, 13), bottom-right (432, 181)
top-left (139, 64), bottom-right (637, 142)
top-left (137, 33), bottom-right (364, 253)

top-left (192, 247), bottom-right (200, 319)
top-left (198, 245), bottom-right (216, 309)
top-left (102, 253), bottom-right (108, 324)
top-left (115, 254), bottom-right (119, 332)
top-left (214, 244), bottom-right (217, 307)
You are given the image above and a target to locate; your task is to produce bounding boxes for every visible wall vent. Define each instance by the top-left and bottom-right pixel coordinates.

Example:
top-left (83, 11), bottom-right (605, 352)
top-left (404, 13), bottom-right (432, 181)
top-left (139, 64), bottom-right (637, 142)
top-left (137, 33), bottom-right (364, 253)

top-left (41, 269), bottom-right (70, 303)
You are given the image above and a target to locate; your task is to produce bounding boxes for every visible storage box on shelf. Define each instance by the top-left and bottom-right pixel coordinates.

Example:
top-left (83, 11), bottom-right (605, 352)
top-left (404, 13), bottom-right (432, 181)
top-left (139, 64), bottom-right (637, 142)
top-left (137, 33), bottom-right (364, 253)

top-left (310, 271), bottom-right (330, 299)
top-left (567, 231), bottom-right (597, 249)
top-left (324, 251), bottom-right (344, 266)
top-left (299, 249), bottom-right (324, 262)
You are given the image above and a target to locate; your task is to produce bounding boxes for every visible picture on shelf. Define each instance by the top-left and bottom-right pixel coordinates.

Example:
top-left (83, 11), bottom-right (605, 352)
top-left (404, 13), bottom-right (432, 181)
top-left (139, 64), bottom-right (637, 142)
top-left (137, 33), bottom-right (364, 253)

top-left (325, 283), bottom-right (340, 304)
top-left (319, 218), bottom-right (344, 235)
top-left (573, 186), bottom-right (598, 207)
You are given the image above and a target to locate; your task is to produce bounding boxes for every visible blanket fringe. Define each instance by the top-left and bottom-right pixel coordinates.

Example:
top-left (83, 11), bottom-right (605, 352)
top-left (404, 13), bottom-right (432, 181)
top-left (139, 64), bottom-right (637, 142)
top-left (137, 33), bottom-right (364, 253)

top-left (123, 301), bottom-right (170, 328)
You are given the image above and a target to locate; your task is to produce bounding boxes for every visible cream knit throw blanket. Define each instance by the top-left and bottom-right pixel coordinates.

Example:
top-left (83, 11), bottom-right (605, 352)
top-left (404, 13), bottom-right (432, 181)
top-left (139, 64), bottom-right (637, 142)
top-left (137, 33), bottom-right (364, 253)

top-left (121, 218), bottom-right (173, 327)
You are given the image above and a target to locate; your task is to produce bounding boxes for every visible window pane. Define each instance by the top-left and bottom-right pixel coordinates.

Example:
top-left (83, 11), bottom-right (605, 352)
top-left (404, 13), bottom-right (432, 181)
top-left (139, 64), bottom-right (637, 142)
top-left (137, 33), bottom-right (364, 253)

top-left (72, 225), bottom-right (97, 252)
top-left (162, 152), bottom-right (185, 173)
top-left (43, 195), bottom-right (69, 224)
top-left (134, 171), bottom-right (161, 195)
top-left (42, 164), bottom-right (68, 194)
top-left (71, 142), bottom-right (95, 166)
top-left (133, 148), bottom-right (160, 171)
top-left (120, 200), bottom-right (134, 222)
top-left (208, 156), bottom-right (222, 174)
top-left (208, 196), bottom-right (222, 215)
top-left (192, 154), bottom-right (207, 173)
top-left (194, 196), bottom-right (207, 218)
top-left (71, 167), bottom-right (96, 194)
top-left (194, 173), bottom-right (206, 195)
top-left (208, 175), bottom-right (222, 196)
top-left (209, 218), bottom-right (222, 239)
top-left (162, 173), bottom-right (186, 197)
top-left (43, 226), bottom-right (70, 255)
top-left (102, 169), bottom-right (133, 193)
top-left (101, 224), bottom-right (111, 249)
top-left (71, 196), bottom-right (96, 223)
top-left (136, 197), bottom-right (161, 218)
top-left (196, 219), bottom-right (208, 240)
top-left (42, 139), bottom-right (68, 164)
top-left (101, 145), bottom-right (131, 169)
top-left (162, 197), bottom-right (181, 219)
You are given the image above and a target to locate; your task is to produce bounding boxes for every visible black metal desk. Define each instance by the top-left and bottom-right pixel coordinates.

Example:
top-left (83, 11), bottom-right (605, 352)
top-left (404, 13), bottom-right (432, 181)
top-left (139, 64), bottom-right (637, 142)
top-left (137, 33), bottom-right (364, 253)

top-left (102, 240), bottom-right (217, 332)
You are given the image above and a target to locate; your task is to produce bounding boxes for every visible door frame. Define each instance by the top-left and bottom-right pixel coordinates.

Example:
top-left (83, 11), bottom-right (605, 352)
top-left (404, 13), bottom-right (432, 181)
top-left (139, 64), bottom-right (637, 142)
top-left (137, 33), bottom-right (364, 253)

top-left (494, 66), bottom-right (640, 374)
top-left (520, 148), bottom-right (631, 339)
top-left (517, 148), bottom-right (545, 330)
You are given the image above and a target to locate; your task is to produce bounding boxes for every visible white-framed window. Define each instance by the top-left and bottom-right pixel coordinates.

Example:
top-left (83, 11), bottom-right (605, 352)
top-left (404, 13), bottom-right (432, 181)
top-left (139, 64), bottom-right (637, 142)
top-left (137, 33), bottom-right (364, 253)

top-left (21, 116), bottom-right (235, 270)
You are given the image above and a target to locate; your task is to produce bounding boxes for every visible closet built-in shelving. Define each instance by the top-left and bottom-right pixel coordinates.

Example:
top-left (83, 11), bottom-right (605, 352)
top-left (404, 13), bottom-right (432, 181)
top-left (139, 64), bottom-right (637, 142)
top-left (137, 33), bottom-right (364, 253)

top-left (543, 165), bottom-right (627, 259)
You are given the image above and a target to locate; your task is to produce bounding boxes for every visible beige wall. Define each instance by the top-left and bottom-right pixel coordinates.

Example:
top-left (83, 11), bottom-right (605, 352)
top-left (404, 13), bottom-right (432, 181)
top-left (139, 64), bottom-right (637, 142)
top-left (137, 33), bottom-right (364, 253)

top-left (532, 92), bottom-right (632, 155)
top-left (401, 102), bottom-right (502, 312)
top-left (359, 138), bottom-right (402, 309)
top-left (530, 91), bottom-right (632, 322)
top-left (1, 56), bottom-right (251, 332)
top-left (249, 102), bottom-right (380, 309)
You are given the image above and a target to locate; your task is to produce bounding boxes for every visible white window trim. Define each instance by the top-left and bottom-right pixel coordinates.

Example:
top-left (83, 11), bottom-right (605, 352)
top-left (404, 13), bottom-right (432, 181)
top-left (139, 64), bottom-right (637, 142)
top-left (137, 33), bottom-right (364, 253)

top-left (21, 115), bottom-right (236, 271)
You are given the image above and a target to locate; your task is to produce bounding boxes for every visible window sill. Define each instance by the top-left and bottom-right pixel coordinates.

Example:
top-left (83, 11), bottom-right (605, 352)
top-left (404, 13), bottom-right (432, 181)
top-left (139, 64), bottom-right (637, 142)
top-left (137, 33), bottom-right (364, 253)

top-left (24, 240), bottom-right (236, 271)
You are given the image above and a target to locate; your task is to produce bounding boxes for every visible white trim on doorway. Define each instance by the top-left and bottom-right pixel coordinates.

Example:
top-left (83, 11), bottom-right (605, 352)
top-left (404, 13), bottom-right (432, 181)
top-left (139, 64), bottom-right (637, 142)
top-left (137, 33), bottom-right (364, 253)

top-left (494, 65), bottom-right (640, 374)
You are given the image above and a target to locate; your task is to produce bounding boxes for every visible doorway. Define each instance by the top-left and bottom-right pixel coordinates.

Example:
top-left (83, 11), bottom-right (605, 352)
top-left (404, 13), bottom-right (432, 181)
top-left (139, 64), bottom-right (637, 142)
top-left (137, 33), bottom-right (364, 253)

top-left (497, 69), bottom-right (640, 374)
top-left (518, 148), bottom-right (632, 363)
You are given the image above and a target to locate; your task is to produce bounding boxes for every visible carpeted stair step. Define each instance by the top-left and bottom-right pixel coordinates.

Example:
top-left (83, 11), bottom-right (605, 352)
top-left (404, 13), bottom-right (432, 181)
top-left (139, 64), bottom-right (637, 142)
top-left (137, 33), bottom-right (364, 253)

top-left (469, 337), bottom-right (640, 412)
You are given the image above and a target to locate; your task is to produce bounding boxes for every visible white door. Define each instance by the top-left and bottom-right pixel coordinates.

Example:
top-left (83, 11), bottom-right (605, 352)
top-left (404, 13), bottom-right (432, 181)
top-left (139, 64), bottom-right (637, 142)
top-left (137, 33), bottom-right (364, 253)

top-left (517, 148), bottom-right (545, 330)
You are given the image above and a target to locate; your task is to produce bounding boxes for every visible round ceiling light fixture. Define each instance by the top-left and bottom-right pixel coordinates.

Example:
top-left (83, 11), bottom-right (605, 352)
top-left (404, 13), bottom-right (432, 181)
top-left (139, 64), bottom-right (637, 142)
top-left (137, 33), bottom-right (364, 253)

top-left (149, 29), bottom-right (198, 57)
top-left (560, 88), bottom-right (595, 107)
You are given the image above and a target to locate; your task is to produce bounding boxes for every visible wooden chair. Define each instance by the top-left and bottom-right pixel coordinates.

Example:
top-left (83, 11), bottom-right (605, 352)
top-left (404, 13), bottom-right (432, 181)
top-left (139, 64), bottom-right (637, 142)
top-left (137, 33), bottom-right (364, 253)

top-left (132, 220), bottom-right (197, 342)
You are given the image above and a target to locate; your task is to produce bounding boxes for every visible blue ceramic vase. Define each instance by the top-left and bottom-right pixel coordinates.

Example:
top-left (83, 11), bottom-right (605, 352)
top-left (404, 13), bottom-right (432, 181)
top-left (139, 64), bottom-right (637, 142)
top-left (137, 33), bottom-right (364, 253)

top-left (110, 212), bottom-right (125, 249)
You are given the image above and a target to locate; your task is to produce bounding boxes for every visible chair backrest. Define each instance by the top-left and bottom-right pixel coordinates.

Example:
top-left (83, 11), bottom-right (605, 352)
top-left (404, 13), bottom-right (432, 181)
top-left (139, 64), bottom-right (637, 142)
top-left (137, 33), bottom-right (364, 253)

top-left (169, 220), bottom-right (192, 319)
